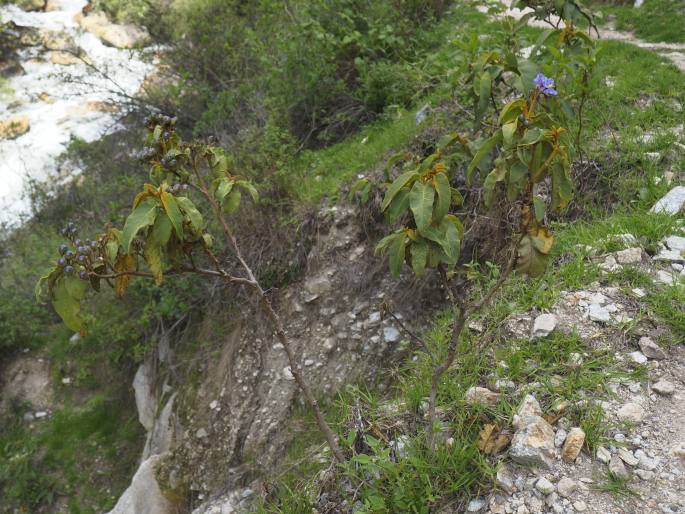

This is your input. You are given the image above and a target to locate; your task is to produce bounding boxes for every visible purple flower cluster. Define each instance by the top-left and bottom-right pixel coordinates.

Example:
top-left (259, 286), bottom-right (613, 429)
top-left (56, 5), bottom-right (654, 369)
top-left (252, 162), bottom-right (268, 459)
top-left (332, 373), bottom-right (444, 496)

top-left (534, 73), bottom-right (557, 96)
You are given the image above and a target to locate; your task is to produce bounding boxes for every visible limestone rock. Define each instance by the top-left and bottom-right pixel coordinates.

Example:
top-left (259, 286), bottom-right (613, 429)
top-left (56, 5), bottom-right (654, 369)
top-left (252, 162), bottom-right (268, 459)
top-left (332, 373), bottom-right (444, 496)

top-left (0, 116), bottom-right (30, 140)
top-left (465, 386), bottom-right (500, 406)
top-left (513, 394), bottom-right (542, 429)
top-left (587, 303), bottom-right (611, 323)
top-left (535, 477), bottom-right (555, 495)
top-left (106, 454), bottom-right (176, 514)
top-left (532, 313), bottom-right (557, 338)
top-left (638, 337), bottom-right (667, 360)
top-left (613, 247), bottom-right (643, 264)
top-left (133, 362), bottom-right (157, 432)
top-left (509, 415), bottom-right (555, 469)
top-left (1, 356), bottom-right (52, 412)
top-left (16, 0), bottom-right (45, 12)
top-left (496, 464), bottom-right (516, 493)
top-left (556, 477), bottom-right (577, 498)
top-left (50, 51), bottom-right (82, 65)
top-left (561, 427), bottom-right (585, 462)
top-left (652, 379), bottom-right (675, 396)
top-left (628, 351), bottom-right (647, 364)
top-left (76, 11), bottom-right (150, 49)
top-left (616, 402), bottom-right (645, 423)
top-left (596, 446), bottom-right (611, 464)
top-left (608, 455), bottom-right (630, 480)
top-left (650, 186), bottom-right (685, 215)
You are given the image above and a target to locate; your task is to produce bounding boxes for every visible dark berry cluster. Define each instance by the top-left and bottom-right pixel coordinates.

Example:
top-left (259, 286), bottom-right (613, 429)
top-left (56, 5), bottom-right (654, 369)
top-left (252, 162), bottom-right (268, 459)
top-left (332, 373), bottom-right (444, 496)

top-left (518, 114), bottom-right (530, 127)
top-left (57, 223), bottom-right (104, 280)
top-left (144, 114), bottom-right (177, 133)
top-left (160, 156), bottom-right (178, 169)
top-left (168, 183), bottom-right (189, 194)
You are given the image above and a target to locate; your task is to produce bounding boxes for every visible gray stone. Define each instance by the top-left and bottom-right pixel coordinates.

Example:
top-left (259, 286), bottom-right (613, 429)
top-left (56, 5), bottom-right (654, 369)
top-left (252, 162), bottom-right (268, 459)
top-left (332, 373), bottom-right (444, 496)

top-left (665, 236), bottom-right (685, 252)
top-left (656, 269), bottom-right (678, 285)
top-left (509, 415), bottom-right (556, 469)
top-left (635, 469), bottom-right (655, 481)
top-left (654, 249), bottom-right (685, 263)
top-left (573, 500), bottom-right (587, 512)
top-left (496, 464), bottom-right (516, 493)
top-left (195, 427), bottom-right (208, 438)
top-left (635, 449), bottom-right (658, 471)
top-left (532, 313), bottom-right (557, 338)
top-left (133, 362), bottom-right (156, 432)
top-left (596, 446), bottom-right (611, 464)
top-left (556, 477), bottom-right (577, 498)
top-left (650, 186), bottom-right (685, 215)
top-left (587, 304), bottom-right (611, 323)
top-left (467, 497), bottom-right (486, 512)
top-left (618, 448), bottom-right (639, 466)
top-left (614, 247), bottom-right (643, 264)
top-left (652, 379), bottom-right (675, 396)
top-left (383, 326), bottom-right (401, 343)
top-left (609, 455), bottom-right (630, 480)
top-left (535, 477), bottom-right (555, 495)
top-left (617, 402), bottom-right (645, 423)
top-left (554, 428), bottom-right (568, 448)
top-left (465, 386), bottom-right (500, 406)
top-left (639, 337), bottom-right (667, 360)
top-left (628, 351), bottom-right (648, 364)
top-left (105, 454), bottom-right (175, 514)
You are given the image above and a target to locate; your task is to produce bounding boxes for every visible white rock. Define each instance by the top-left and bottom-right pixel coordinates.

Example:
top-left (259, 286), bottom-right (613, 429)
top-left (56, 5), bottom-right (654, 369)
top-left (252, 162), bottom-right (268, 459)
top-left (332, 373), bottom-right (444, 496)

top-left (304, 359), bottom-right (315, 367)
top-left (635, 449), bottom-right (658, 471)
top-left (635, 469), bottom-right (655, 481)
top-left (665, 236), bottom-right (685, 252)
top-left (466, 498), bottom-right (486, 512)
top-left (639, 337), bottom-right (667, 360)
top-left (106, 455), bottom-right (175, 514)
top-left (282, 366), bottom-right (295, 380)
top-left (614, 247), bottom-right (643, 264)
top-left (656, 270), bottom-right (678, 285)
top-left (535, 477), bottom-right (555, 495)
top-left (383, 326), bottom-right (401, 343)
top-left (617, 402), bottom-right (645, 423)
top-left (496, 465), bottom-right (516, 493)
top-left (654, 249), bottom-right (684, 262)
top-left (573, 500), bottom-right (587, 512)
top-left (596, 446), bottom-right (611, 464)
top-left (196, 428), bottom-right (208, 438)
top-left (650, 186), bottom-right (685, 215)
top-left (209, 400), bottom-right (218, 410)
top-left (609, 455), bottom-right (630, 480)
top-left (532, 313), bottom-right (558, 338)
top-left (556, 477), bottom-right (577, 498)
top-left (628, 351), bottom-right (648, 364)
top-left (587, 304), bottom-right (611, 323)
top-left (465, 386), bottom-right (500, 406)
top-left (555, 428), bottom-right (568, 448)
top-left (652, 379), bottom-right (675, 396)
top-left (631, 287), bottom-right (647, 298)
top-left (618, 448), bottom-right (639, 466)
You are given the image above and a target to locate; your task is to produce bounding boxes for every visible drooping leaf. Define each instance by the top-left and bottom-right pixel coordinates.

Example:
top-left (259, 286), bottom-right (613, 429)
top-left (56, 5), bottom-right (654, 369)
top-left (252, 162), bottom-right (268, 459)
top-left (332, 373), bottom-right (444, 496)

top-left (152, 213), bottom-right (173, 246)
top-left (410, 240), bottom-right (428, 276)
top-left (433, 172), bottom-right (451, 221)
top-left (216, 178), bottom-right (234, 204)
top-left (440, 217), bottom-right (461, 266)
top-left (467, 131), bottom-right (502, 183)
top-left (502, 120), bottom-right (518, 146)
top-left (176, 196), bottom-right (204, 235)
top-left (375, 232), bottom-right (401, 256)
top-left (507, 161), bottom-right (529, 202)
top-left (160, 191), bottom-right (184, 240)
top-left (64, 275), bottom-right (87, 300)
top-left (236, 180), bottom-right (259, 203)
top-left (389, 234), bottom-right (406, 277)
top-left (382, 170), bottom-right (418, 211)
top-left (385, 188), bottom-right (410, 224)
top-left (478, 71), bottom-right (492, 117)
top-left (516, 234), bottom-right (550, 277)
top-left (551, 160), bottom-right (573, 210)
top-left (223, 188), bottom-right (242, 214)
top-left (530, 226), bottom-right (555, 255)
top-left (52, 277), bottom-right (84, 333)
top-left (483, 162), bottom-right (507, 208)
top-left (498, 98), bottom-right (526, 125)
top-left (121, 198), bottom-right (158, 253)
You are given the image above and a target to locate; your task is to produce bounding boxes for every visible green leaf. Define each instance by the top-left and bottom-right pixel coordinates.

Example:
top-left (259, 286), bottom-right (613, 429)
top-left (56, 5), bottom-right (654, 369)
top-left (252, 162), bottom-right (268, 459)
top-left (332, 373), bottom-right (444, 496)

top-left (151, 213), bottom-right (173, 246)
top-left (551, 160), bottom-right (574, 210)
top-left (389, 234), bottom-right (406, 277)
top-left (409, 181), bottom-right (435, 232)
top-left (375, 232), bottom-right (401, 255)
top-left (121, 198), bottom-right (158, 253)
top-left (216, 178), bottom-right (234, 204)
top-left (382, 170), bottom-right (418, 211)
top-left (383, 152), bottom-right (408, 181)
top-left (467, 131), bottom-right (502, 183)
top-left (498, 99), bottom-right (526, 125)
top-left (433, 172), bottom-right (451, 221)
top-left (502, 121), bottom-right (518, 146)
top-left (483, 162), bottom-right (507, 208)
top-left (507, 161), bottom-right (529, 201)
top-left (386, 188), bottom-right (410, 224)
top-left (519, 128), bottom-right (543, 146)
top-left (516, 235), bottom-right (550, 277)
top-left (441, 218), bottom-right (461, 267)
top-left (160, 192), bottom-right (185, 240)
top-left (52, 277), bottom-right (84, 333)
top-left (223, 189), bottom-right (242, 214)
top-left (64, 275), bottom-right (87, 300)
top-left (176, 196), bottom-right (204, 234)
top-left (450, 187), bottom-right (464, 207)
top-left (533, 196), bottom-right (546, 222)
top-left (236, 180), bottom-right (259, 203)
top-left (478, 71), bottom-right (492, 117)
top-left (410, 240), bottom-right (428, 276)
top-left (202, 233), bottom-right (214, 248)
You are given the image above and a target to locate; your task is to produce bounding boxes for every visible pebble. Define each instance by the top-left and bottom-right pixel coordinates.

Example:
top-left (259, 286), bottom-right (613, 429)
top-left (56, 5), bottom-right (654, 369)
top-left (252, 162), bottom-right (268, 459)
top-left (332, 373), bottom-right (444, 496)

top-left (596, 446), bottom-right (611, 464)
top-left (383, 326), bottom-right (401, 343)
top-left (535, 477), bottom-right (555, 495)
top-left (609, 455), bottom-right (630, 480)
top-left (556, 477), bottom-right (577, 498)
top-left (628, 351), bottom-right (648, 364)
top-left (561, 427), bottom-right (585, 462)
top-left (652, 379), bottom-right (675, 396)
top-left (467, 498), bottom-right (486, 512)
top-left (617, 402), bottom-right (645, 423)
top-left (635, 469), bottom-right (655, 481)
top-left (573, 500), bottom-right (587, 512)
top-left (465, 386), bottom-right (500, 406)
top-left (639, 337), bottom-right (667, 360)
top-left (618, 448), bottom-right (639, 466)
top-left (587, 303), bottom-right (611, 323)
top-left (532, 313), bottom-right (558, 338)
top-left (555, 428), bottom-right (568, 448)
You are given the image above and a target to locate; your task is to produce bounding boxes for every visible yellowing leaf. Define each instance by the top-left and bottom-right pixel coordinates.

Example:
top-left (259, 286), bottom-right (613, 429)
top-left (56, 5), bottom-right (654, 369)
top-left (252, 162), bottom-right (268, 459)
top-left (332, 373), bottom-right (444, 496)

top-left (121, 198), bottom-right (158, 253)
top-left (114, 254), bottom-right (136, 298)
top-left (160, 191), bottom-right (184, 240)
top-left (477, 424), bottom-right (510, 455)
top-left (144, 234), bottom-right (164, 285)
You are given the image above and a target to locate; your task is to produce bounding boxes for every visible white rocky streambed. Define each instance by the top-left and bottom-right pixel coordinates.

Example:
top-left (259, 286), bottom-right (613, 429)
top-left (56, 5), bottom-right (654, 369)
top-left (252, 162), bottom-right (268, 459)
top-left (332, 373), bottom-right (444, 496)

top-left (0, 0), bottom-right (153, 225)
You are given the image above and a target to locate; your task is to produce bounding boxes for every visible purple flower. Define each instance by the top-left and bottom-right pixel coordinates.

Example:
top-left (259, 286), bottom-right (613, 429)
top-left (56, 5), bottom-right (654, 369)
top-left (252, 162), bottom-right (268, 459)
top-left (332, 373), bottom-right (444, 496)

top-left (533, 73), bottom-right (557, 96)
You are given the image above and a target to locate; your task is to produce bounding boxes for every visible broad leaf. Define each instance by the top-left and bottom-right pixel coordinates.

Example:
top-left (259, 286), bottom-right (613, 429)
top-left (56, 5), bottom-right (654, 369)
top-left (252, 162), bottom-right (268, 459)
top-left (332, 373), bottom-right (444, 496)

top-left (144, 233), bottom-right (164, 285)
top-left (410, 240), bottom-right (428, 276)
top-left (409, 181), bottom-right (435, 232)
top-left (236, 180), bottom-right (259, 203)
top-left (152, 213), bottom-right (173, 246)
top-left (467, 131), bottom-right (502, 183)
top-left (386, 188), bottom-right (410, 224)
top-left (114, 254), bottom-right (136, 298)
top-left (533, 196), bottom-right (546, 222)
top-left (382, 170), bottom-right (418, 211)
top-left (53, 277), bottom-right (84, 333)
top-left (160, 192), bottom-right (184, 240)
top-left (121, 198), bottom-right (158, 253)
top-left (433, 172), bottom-right (451, 221)
top-left (223, 189), bottom-right (242, 214)
top-left (389, 234), bottom-right (406, 277)
top-left (176, 196), bottom-right (204, 234)
top-left (216, 179), bottom-right (234, 204)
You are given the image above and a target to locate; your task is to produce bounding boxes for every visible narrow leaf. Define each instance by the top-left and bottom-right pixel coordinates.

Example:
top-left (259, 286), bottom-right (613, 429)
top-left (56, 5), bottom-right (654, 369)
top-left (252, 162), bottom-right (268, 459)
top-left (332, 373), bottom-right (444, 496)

top-left (433, 172), bottom-right (451, 221)
top-left (382, 170), bottom-right (418, 211)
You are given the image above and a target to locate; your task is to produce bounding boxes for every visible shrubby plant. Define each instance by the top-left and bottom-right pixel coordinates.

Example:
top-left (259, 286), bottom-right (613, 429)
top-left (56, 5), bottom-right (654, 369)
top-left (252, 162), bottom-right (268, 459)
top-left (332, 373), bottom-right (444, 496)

top-left (36, 115), bottom-right (345, 463)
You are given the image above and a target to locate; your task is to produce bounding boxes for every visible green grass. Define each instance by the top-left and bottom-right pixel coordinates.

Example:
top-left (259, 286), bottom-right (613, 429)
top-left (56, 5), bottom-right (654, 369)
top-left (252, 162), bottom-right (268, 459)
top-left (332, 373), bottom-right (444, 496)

top-left (0, 396), bottom-right (142, 512)
top-left (597, 0), bottom-right (685, 43)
